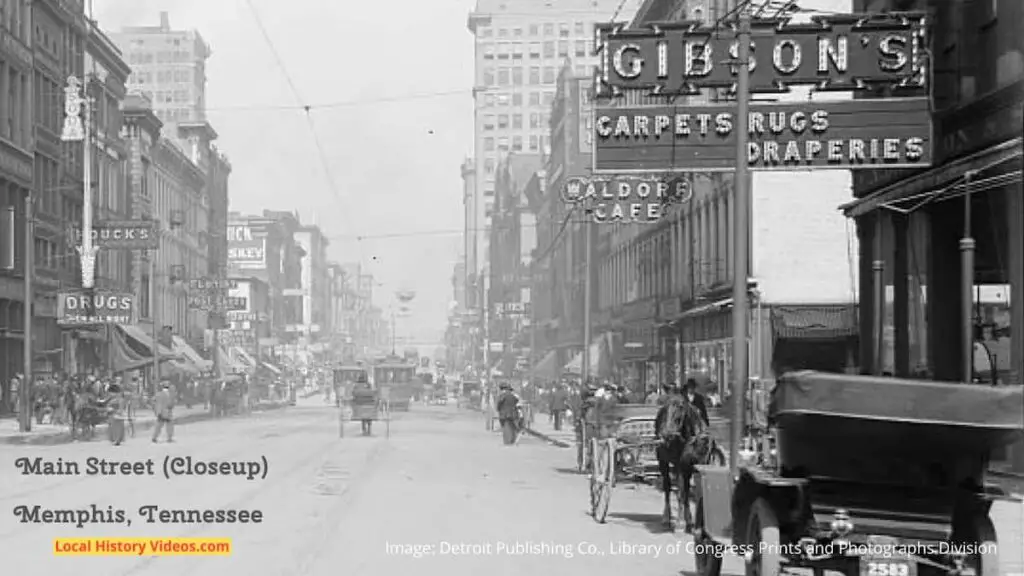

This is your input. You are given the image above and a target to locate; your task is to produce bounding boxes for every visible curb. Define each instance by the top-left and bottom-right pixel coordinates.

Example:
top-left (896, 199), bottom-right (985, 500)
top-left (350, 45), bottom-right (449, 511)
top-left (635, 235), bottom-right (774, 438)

top-left (523, 426), bottom-right (573, 449)
top-left (0, 402), bottom-right (288, 446)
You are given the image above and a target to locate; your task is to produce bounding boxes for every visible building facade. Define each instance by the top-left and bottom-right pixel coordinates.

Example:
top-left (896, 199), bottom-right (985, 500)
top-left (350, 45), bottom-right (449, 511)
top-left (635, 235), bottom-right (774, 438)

top-left (290, 225), bottom-right (329, 360)
top-left (225, 276), bottom-right (270, 360)
top-left (226, 212), bottom-right (293, 351)
top-left (845, 0), bottom-right (1023, 469)
top-left (465, 0), bottom-right (642, 283)
top-left (112, 11), bottom-right (210, 125)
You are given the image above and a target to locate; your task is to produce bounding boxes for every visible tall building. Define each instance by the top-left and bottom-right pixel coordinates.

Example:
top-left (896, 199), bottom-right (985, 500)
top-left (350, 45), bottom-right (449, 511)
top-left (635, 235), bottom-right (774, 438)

top-left (465, 0), bottom-right (641, 279)
top-left (110, 11), bottom-right (210, 125)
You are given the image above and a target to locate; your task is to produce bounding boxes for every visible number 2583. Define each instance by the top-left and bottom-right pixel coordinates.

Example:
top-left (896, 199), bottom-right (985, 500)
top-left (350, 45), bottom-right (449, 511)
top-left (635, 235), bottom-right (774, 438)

top-left (867, 562), bottom-right (910, 576)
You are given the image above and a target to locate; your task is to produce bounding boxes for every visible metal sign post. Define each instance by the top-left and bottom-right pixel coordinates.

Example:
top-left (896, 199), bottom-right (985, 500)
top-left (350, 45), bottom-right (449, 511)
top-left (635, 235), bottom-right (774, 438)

top-left (729, 9), bottom-right (752, 477)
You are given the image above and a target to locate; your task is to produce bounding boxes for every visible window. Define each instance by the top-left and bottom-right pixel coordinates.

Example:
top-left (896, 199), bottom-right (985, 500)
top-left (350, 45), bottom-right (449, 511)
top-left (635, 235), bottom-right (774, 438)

top-left (498, 28), bottom-right (507, 37)
top-left (483, 69), bottom-right (495, 86)
top-left (575, 40), bottom-right (587, 57)
top-left (558, 41), bottom-right (569, 57)
top-left (529, 24), bottom-right (539, 36)
top-left (529, 42), bottom-right (540, 58)
top-left (529, 66), bottom-right (540, 84)
top-left (497, 43), bottom-right (510, 59)
top-left (543, 41), bottom-right (555, 58)
top-left (575, 64), bottom-right (590, 77)
top-left (512, 68), bottom-right (523, 85)
top-left (484, 137), bottom-right (495, 151)
top-left (529, 92), bottom-right (540, 106)
top-left (574, 22), bottom-right (585, 36)
top-left (513, 136), bottom-right (523, 151)
top-left (483, 93), bottom-right (496, 107)
top-left (530, 113), bottom-right (540, 128)
top-left (479, 27), bottom-right (492, 37)
top-left (543, 23), bottom-right (554, 36)
top-left (512, 114), bottom-right (522, 129)
top-left (543, 67), bottom-right (556, 84)
top-left (511, 43), bottom-right (522, 59)
top-left (496, 93), bottom-right (511, 106)
top-left (559, 23), bottom-right (570, 37)
top-left (498, 68), bottom-right (510, 86)
top-left (484, 157), bottom-right (496, 174)
top-left (513, 27), bottom-right (523, 36)
top-left (483, 44), bottom-right (495, 59)
top-left (498, 137), bottom-right (509, 151)
top-left (512, 92), bottom-right (523, 105)
top-left (543, 91), bottom-right (555, 105)
top-left (529, 135), bottom-right (539, 151)
top-left (483, 115), bottom-right (495, 130)
top-left (498, 114), bottom-right (509, 129)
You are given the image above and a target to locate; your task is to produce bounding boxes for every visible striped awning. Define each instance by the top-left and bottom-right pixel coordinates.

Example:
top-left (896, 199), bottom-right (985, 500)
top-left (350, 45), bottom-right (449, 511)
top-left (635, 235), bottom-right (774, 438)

top-left (771, 305), bottom-right (858, 340)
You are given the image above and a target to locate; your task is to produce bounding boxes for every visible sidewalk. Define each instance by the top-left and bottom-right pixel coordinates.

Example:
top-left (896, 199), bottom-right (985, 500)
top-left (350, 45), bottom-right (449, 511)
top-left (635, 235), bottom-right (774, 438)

top-left (0, 400), bottom-right (288, 446)
top-left (524, 413), bottom-right (576, 448)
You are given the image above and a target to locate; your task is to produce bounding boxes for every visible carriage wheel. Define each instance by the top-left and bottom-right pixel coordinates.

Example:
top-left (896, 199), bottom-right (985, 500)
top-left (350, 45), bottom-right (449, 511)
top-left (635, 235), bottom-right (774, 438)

top-left (590, 438), bottom-right (614, 523)
top-left (746, 498), bottom-right (782, 576)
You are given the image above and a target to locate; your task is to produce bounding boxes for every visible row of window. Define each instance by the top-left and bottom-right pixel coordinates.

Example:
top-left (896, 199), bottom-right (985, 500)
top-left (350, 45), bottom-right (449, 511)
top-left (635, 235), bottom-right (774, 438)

top-left (129, 69), bottom-right (194, 84)
top-left (481, 39), bottom-right (589, 60)
top-left (482, 112), bottom-right (551, 131)
top-left (480, 89), bottom-right (558, 109)
top-left (482, 134), bottom-right (550, 154)
top-left (601, 192), bottom-right (735, 309)
top-left (126, 50), bottom-right (194, 65)
top-left (478, 21), bottom-right (587, 39)
top-left (483, 63), bottom-right (593, 88)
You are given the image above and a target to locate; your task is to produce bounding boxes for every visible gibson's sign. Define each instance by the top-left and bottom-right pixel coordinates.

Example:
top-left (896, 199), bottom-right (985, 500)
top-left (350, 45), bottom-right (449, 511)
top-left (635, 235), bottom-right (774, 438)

top-left (66, 220), bottom-right (158, 250)
top-left (562, 176), bottom-right (692, 222)
top-left (57, 291), bottom-right (134, 325)
top-left (594, 97), bottom-right (932, 173)
top-left (595, 13), bottom-right (926, 95)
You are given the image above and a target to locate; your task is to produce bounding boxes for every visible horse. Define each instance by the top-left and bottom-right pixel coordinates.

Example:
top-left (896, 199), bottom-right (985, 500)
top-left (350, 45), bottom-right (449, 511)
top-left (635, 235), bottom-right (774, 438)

top-left (655, 394), bottom-right (711, 531)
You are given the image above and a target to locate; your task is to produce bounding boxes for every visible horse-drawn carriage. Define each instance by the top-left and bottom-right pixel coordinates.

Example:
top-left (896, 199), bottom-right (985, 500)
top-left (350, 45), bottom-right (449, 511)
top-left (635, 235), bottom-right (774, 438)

top-left (693, 371), bottom-right (1024, 576)
top-left (583, 402), bottom-right (663, 522)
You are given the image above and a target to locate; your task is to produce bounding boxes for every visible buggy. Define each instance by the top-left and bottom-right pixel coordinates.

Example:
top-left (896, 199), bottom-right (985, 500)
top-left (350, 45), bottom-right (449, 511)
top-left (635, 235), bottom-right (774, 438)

top-left (693, 371), bottom-right (1024, 576)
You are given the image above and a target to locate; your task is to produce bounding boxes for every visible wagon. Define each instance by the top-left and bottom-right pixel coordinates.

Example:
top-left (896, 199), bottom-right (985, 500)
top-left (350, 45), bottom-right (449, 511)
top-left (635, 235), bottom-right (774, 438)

top-left (693, 371), bottom-right (1024, 576)
top-left (586, 402), bottom-right (663, 523)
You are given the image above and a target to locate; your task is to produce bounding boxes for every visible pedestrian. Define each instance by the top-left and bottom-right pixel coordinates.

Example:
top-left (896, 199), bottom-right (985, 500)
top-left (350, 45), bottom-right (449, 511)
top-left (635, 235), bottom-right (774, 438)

top-left (683, 378), bottom-right (710, 426)
top-left (107, 383), bottom-right (126, 446)
top-left (152, 381), bottom-right (175, 443)
top-left (496, 383), bottom-right (520, 445)
top-left (550, 383), bottom-right (568, 431)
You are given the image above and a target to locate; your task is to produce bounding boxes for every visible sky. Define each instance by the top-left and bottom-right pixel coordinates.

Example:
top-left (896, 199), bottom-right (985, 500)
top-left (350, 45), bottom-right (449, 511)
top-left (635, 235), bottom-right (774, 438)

top-left (94, 0), bottom-right (477, 346)
top-left (92, 0), bottom-right (853, 349)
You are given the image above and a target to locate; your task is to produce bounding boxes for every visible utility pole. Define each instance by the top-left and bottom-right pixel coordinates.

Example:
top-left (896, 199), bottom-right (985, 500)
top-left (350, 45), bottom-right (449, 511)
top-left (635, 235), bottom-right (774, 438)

top-left (391, 307), bottom-right (396, 355)
top-left (729, 8), bottom-right (752, 476)
top-left (960, 172), bottom-right (975, 384)
top-left (150, 252), bottom-right (160, 392)
top-left (581, 206), bottom-right (593, 386)
top-left (20, 193), bottom-right (33, 432)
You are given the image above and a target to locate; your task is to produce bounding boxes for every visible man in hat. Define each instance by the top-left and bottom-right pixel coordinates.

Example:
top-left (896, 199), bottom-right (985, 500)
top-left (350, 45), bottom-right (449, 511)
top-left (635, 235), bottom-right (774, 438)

top-left (495, 382), bottom-right (520, 445)
top-left (683, 378), bottom-right (710, 427)
top-left (550, 382), bottom-right (568, 431)
top-left (350, 373), bottom-right (378, 436)
top-left (152, 380), bottom-right (175, 443)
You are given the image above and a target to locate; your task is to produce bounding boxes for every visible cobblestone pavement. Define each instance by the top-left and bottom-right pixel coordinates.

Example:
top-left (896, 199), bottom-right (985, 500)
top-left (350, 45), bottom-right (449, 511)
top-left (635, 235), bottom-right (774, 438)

top-left (1, 402), bottom-right (1020, 576)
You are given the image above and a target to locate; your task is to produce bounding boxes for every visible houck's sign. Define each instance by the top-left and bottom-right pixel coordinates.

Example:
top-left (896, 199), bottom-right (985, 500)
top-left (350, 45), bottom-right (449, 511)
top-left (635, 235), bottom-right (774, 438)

top-left (595, 13), bottom-right (926, 95)
top-left (66, 220), bottom-right (158, 250)
top-left (593, 97), bottom-right (931, 173)
top-left (57, 291), bottom-right (134, 325)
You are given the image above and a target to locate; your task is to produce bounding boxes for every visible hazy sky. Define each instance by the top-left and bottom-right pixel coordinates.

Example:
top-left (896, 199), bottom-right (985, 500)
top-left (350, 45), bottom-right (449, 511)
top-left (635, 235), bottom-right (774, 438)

top-left (96, 0), bottom-right (476, 345)
top-left (94, 0), bottom-right (852, 347)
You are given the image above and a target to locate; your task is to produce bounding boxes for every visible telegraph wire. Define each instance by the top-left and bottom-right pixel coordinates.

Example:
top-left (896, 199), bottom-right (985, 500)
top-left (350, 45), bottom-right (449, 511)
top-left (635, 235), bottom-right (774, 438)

top-left (242, 0), bottom-right (363, 259)
top-left (204, 88), bottom-right (471, 113)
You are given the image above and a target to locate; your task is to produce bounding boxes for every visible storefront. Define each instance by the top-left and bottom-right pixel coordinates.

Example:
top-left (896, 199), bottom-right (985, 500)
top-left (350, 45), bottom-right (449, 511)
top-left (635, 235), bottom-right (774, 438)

top-left (618, 298), bottom-right (659, 397)
top-left (844, 80), bottom-right (1023, 470)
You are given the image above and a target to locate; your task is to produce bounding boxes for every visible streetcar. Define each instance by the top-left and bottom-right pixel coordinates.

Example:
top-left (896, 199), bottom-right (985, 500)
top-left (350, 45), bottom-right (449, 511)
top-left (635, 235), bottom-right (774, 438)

top-left (370, 356), bottom-right (418, 411)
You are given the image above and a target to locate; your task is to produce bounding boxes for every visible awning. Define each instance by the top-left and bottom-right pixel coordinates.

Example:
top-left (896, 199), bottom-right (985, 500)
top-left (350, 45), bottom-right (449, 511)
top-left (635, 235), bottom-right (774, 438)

top-left (109, 326), bottom-right (154, 373)
top-left (117, 325), bottom-right (179, 360)
top-left (771, 305), bottom-right (858, 340)
top-left (232, 347), bottom-right (257, 369)
top-left (563, 334), bottom-right (614, 377)
top-left (172, 335), bottom-right (213, 371)
top-left (530, 349), bottom-right (559, 379)
top-left (167, 359), bottom-right (201, 375)
top-left (260, 362), bottom-right (282, 375)
top-left (842, 137), bottom-right (1023, 218)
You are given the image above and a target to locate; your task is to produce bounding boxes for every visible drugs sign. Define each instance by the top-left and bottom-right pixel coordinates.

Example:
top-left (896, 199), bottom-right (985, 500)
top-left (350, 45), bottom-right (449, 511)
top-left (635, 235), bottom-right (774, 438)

top-left (594, 98), bottom-right (932, 173)
top-left (57, 291), bottom-right (134, 325)
top-left (595, 13), bottom-right (926, 96)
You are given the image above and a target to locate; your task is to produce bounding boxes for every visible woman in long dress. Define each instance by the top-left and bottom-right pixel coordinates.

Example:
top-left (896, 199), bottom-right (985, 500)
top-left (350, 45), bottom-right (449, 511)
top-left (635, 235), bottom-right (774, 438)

top-left (107, 384), bottom-right (126, 446)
